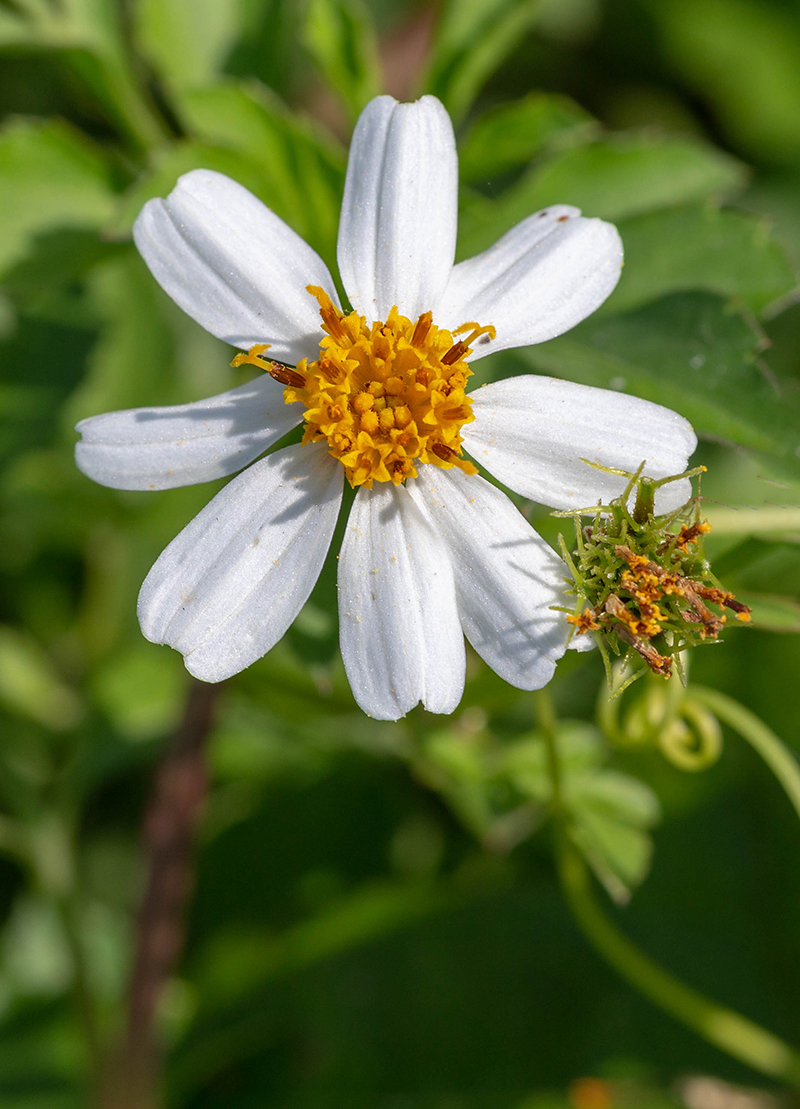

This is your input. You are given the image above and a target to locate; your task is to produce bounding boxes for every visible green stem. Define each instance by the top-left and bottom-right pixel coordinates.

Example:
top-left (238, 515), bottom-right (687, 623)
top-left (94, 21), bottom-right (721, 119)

top-left (533, 687), bottom-right (565, 818)
top-left (539, 687), bottom-right (800, 1087)
top-left (690, 686), bottom-right (800, 825)
top-left (555, 835), bottom-right (800, 1086)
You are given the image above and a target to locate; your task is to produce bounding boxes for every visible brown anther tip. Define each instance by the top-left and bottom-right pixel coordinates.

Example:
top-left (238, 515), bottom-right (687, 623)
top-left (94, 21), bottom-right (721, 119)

top-left (442, 341), bottom-right (468, 366)
top-left (269, 365), bottom-right (306, 389)
top-left (557, 215), bottom-right (570, 222)
top-left (432, 442), bottom-right (455, 461)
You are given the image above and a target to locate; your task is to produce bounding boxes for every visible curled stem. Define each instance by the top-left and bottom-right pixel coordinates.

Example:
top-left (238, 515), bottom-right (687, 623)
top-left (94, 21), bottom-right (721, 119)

top-left (555, 834), bottom-right (800, 1087)
top-left (690, 686), bottom-right (800, 825)
top-left (536, 687), bottom-right (800, 1088)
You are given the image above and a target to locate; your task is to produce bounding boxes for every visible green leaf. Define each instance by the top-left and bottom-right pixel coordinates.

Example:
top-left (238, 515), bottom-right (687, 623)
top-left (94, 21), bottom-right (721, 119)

top-left (607, 205), bottom-right (798, 318)
top-left (503, 720), bottom-right (606, 801)
top-left (134, 0), bottom-right (244, 90)
top-left (566, 756), bottom-right (660, 896)
top-left (425, 0), bottom-right (542, 124)
top-left (0, 118), bottom-right (115, 277)
top-left (0, 626), bottom-right (83, 732)
top-left (0, 8), bottom-right (38, 47)
top-left (459, 92), bottom-right (596, 183)
top-left (502, 721), bottom-right (660, 895)
top-left (113, 140), bottom-right (274, 234)
top-left (301, 0), bottom-right (381, 123)
top-left (568, 771), bottom-right (661, 830)
top-left (653, 0), bottom-right (800, 164)
top-left (91, 641), bottom-right (185, 739)
top-left (570, 809), bottom-right (654, 894)
top-left (458, 132), bottom-right (746, 256)
top-left (175, 80), bottom-right (346, 267)
top-left (63, 250), bottom-right (176, 424)
top-left (519, 292), bottom-right (800, 476)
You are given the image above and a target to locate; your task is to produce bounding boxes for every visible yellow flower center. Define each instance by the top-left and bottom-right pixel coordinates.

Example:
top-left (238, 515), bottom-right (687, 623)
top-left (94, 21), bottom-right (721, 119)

top-left (232, 286), bottom-right (495, 488)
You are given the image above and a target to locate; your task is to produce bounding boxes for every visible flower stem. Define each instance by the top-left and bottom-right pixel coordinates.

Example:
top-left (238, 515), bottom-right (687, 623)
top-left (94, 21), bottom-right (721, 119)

top-left (690, 686), bottom-right (800, 825)
top-left (536, 686), bottom-right (800, 1087)
top-left (102, 678), bottom-right (222, 1109)
top-left (555, 833), bottom-right (800, 1086)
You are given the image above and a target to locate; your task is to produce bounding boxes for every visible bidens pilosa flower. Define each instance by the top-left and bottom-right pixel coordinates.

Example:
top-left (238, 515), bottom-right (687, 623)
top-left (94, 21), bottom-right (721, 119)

top-left (75, 94), bottom-right (696, 720)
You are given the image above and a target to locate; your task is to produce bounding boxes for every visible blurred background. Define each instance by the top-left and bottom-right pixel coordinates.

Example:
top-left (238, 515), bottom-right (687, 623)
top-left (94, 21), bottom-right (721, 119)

top-left (2, 0), bottom-right (800, 1105)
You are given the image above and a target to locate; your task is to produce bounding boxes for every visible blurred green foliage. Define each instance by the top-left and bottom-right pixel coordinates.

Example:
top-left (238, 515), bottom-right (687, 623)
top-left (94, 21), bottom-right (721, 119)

top-left (2, 0), bottom-right (800, 1106)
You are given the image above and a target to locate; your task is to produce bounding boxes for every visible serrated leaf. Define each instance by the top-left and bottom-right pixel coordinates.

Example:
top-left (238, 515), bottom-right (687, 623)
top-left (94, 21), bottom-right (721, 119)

top-left (0, 118), bottom-right (115, 277)
top-left (425, 0), bottom-right (542, 124)
top-left (607, 204), bottom-right (798, 318)
top-left (458, 132), bottom-right (746, 256)
top-left (459, 92), bottom-right (595, 183)
top-left (134, 0), bottom-right (243, 90)
top-left (302, 0), bottom-right (381, 123)
top-left (519, 292), bottom-right (800, 476)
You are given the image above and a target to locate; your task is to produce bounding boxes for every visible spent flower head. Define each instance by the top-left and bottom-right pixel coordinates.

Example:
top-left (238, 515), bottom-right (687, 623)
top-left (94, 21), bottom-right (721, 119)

top-left (558, 463), bottom-right (751, 690)
top-left (74, 94), bottom-right (697, 720)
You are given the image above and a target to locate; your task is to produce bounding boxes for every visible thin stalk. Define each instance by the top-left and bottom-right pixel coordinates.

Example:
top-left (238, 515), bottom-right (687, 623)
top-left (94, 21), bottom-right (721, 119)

top-left (102, 679), bottom-right (222, 1109)
top-left (690, 686), bottom-right (800, 824)
top-left (538, 687), bottom-right (800, 1088)
top-left (555, 835), bottom-right (800, 1087)
top-left (532, 688), bottom-right (561, 803)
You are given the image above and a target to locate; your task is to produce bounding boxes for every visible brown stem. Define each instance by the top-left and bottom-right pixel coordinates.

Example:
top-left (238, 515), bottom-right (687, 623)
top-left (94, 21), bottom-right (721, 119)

top-left (103, 678), bottom-right (222, 1109)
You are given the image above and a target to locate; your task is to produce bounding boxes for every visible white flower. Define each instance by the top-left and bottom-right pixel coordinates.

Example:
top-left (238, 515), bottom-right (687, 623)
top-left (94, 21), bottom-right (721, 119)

top-left (75, 94), bottom-right (696, 720)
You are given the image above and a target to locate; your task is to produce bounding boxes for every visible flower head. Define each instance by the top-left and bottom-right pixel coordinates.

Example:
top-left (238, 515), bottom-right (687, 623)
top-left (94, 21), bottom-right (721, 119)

top-left (75, 94), bottom-right (697, 720)
top-left (559, 464), bottom-right (750, 686)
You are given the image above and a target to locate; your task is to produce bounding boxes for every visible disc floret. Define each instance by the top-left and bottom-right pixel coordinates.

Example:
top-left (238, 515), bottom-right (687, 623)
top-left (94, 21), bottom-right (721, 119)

top-left (233, 286), bottom-right (495, 488)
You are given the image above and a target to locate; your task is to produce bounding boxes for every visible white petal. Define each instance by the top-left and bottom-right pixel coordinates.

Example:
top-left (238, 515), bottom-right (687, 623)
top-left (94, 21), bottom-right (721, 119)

top-left (338, 95), bottom-right (458, 323)
top-left (75, 376), bottom-right (303, 490)
top-left (437, 207), bottom-right (623, 356)
top-left (133, 169), bottom-right (338, 364)
top-left (138, 442), bottom-right (343, 682)
top-left (338, 482), bottom-right (465, 720)
top-left (408, 466), bottom-right (568, 690)
top-left (464, 376), bottom-right (697, 513)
